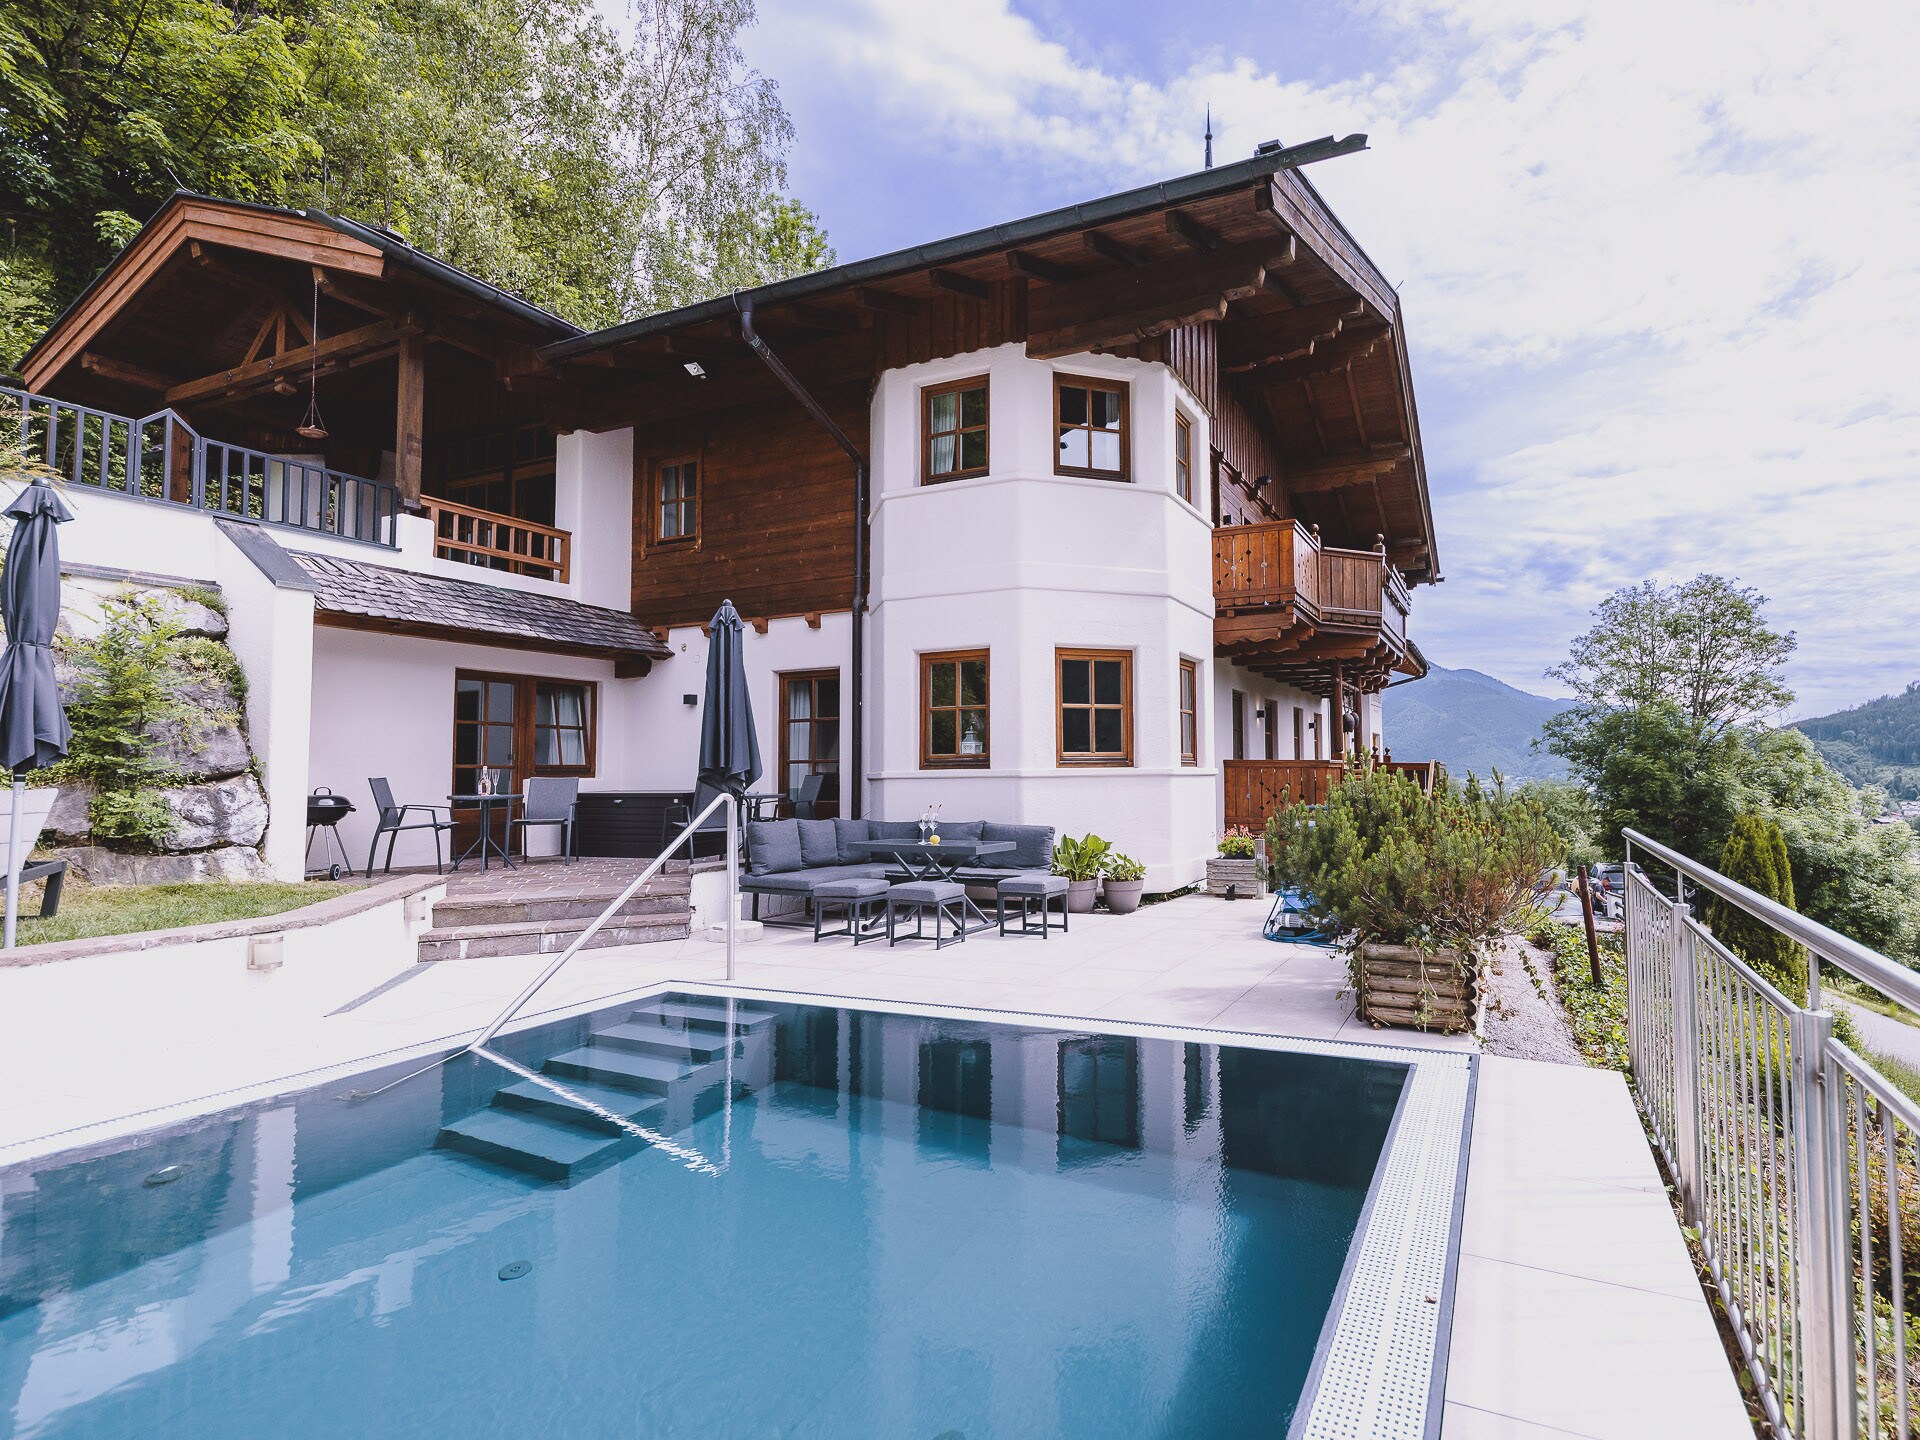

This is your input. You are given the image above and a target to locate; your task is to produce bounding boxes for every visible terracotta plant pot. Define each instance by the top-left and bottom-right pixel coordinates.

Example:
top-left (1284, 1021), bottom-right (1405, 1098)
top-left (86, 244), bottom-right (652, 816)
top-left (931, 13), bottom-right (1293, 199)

top-left (1356, 942), bottom-right (1481, 1034)
top-left (1065, 877), bottom-right (1098, 913)
top-left (1103, 879), bottom-right (1144, 914)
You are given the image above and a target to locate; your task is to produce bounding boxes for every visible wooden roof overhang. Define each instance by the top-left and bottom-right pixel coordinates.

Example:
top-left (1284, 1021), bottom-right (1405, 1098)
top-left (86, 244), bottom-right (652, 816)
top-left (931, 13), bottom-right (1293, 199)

top-left (536, 137), bottom-right (1439, 585)
top-left (18, 193), bottom-right (577, 440)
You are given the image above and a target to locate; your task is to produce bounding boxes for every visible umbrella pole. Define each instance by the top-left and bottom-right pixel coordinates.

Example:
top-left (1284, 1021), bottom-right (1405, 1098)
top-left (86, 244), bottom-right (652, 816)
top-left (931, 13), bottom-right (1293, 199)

top-left (724, 793), bottom-right (738, 982)
top-left (5, 778), bottom-right (22, 950)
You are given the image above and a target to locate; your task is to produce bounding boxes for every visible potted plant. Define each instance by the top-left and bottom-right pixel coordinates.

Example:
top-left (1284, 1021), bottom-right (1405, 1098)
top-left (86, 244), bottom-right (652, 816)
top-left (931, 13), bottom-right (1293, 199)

top-left (1267, 765), bottom-right (1559, 1033)
top-left (1206, 826), bottom-right (1262, 898)
top-left (1052, 832), bottom-right (1111, 914)
top-left (1102, 851), bottom-right (1146, 913)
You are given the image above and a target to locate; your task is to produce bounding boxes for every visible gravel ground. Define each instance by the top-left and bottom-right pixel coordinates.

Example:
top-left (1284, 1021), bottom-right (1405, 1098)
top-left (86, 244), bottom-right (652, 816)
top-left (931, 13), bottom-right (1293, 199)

top-left (1481, 935), bottom-right (1585, 1065)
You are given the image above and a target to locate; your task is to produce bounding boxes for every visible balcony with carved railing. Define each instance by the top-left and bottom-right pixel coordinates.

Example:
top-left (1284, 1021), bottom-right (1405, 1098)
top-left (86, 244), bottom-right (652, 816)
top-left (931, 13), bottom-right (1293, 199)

top-left (418, 496), bottom-right (571, 583)
top-left (1211, 517), bottom-right (1419, 694)
top-left (1222, 757), bottom-right (1442, 828)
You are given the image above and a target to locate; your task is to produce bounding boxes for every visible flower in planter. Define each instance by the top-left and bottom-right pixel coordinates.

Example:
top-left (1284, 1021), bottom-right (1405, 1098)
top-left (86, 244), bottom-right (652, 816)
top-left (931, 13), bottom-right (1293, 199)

top-left (1217, 826), bottom-right (1257, 859)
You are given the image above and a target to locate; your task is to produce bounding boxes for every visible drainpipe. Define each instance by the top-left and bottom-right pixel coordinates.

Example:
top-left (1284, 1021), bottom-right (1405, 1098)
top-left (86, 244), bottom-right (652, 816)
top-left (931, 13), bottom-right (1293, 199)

top-left (733, 295), bottom-right (869, 818)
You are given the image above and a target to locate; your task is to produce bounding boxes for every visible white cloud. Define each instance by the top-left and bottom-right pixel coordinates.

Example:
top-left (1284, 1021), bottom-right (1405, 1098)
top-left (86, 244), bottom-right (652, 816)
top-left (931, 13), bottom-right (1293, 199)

top-left (752, 0), bottom-right (1920, 716)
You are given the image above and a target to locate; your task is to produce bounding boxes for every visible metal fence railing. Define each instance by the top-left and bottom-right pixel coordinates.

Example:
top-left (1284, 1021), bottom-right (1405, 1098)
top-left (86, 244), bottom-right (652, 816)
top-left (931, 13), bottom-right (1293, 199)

top-left (2, 385), bottom-right (399, 548)
top-left (1623, 826), bottom-right (1920, 1439)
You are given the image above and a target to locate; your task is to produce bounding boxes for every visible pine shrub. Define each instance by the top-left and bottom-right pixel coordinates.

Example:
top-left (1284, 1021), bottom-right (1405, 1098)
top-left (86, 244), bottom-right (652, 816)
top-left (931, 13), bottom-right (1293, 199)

top-left (1711, 810), bottom-right (1804, 991)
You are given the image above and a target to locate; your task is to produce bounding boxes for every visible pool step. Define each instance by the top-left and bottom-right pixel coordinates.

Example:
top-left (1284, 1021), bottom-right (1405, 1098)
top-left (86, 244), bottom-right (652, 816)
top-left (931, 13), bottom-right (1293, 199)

top-left (545, 1044), bottom-right (694, 1093)
top-left (492, 1078), bottom-right (670, 1133)
top-left (436, 998), bottom-right (781, 1183)
top-left (437, 1108), bottom-right (642, 1183)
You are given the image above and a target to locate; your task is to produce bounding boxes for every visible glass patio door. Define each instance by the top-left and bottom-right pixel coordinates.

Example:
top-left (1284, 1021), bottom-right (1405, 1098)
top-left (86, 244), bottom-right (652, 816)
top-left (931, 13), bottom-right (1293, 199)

top-left (780, 671), bottom-right (840, 818)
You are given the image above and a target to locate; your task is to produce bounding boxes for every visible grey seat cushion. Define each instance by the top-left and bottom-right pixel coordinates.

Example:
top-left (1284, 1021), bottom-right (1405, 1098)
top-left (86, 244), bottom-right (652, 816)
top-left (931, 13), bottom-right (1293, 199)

top-left (741, 863), bottom-right (890, 895)
top-left (999, 873), bottom-right (1069, 896)
top-left (796, 818), bottom-right (840, 867)
top-left (746, 818), bottom-right (803, 875)
top-left (981, 822), bottom-right (1054, 870)
top-left (815, 877), bottom-right (890, 899)
top-left (833, 817), bottom-right (872, 864)
top-left (889, 880), bottom-right (965, 904)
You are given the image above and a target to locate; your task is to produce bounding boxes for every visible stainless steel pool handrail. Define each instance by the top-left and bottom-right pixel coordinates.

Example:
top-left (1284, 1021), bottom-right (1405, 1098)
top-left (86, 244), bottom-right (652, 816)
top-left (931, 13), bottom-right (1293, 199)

top-left (1621, 825), bottom-right (1920, 1439)
top-left (351, 790), bottom-right (739, 1100)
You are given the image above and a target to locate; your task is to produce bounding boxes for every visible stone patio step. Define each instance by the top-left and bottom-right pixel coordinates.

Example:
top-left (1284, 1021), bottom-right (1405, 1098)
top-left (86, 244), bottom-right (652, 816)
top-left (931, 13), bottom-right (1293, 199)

top-left (430, 885), bottom-right (690, 928)
top-left (416, 910), bottom-right (690, 961)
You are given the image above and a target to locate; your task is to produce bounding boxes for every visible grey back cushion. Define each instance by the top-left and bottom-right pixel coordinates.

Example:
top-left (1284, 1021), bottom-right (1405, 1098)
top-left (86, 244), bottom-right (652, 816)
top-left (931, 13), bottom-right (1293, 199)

top-left (936, 820), bottom-right (984, 847)
top-left (982, 822), bottom-right (1054, 870)
top-left (867, 819), bottom-right (922, 842)
top-left (796, 818), bottom-right (840, 867)
top-left (746, 819), bottom-right (804, 875)
top-left (833, 817), bottom-right (872, 864)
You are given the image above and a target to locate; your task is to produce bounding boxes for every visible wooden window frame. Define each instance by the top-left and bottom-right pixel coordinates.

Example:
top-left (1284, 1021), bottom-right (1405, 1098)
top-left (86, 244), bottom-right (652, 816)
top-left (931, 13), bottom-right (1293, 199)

top-left (922, 375), bottom-right (990, 484)
top-left (1174, 412), bottom-right (1193, 504)
top-left (921, 649), bottom-right (991, 769)
top-left (452, 670), bottom-right (598, 797)
top-left (1052, 373), bottom-right (1130, 481)
top-left (1231, 689), bottom-right (1247, 762)
top-left (1262, 699), bottom-right (1280, 760)
top-left (1292, 706), bottom-right (1305, 761)
top-left (1056, 648), bottom-right (1133, 767)
top-left (655, 455), bottom-right (699, 545)
top-left (778, 669), bottom-right (841, 818)
top-left (1179, 659), bottom-right (1199, 767)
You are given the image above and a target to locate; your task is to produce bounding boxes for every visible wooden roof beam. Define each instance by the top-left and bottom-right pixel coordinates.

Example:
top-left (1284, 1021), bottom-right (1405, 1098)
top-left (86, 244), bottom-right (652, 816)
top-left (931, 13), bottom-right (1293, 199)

top-left (1165, 210), bottom-right (1222, 252)
top-left (1283, 446), bottom-right (1411, 493)
top-left (1007, 249), bottom-right (1078, 285)
top-left (1027, 240), bottom-right (1291, 359)
top-left (1220, 299), bottom-right (1366, 373)
top-left (78, 352), bottom-right (174, 391)
top-left (929, 268), bottom-right (990, 301)
top-left (165, 315), bottom-right (422, 407)
top-left (1083, 230), bottom-right (1148, 268)
top-left (854, 286), bottom-right (920, 316)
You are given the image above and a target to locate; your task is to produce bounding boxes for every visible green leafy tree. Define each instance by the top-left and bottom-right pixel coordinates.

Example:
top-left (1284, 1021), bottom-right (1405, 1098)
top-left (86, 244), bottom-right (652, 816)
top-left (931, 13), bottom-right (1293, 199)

top-left (1515, 778), bottom-right (1601, 870)
top-left (1547, 574), bottom-right (1797, 739)
top-left (1712, 811), bottom-right (1802, 990)
top-left (1, 0), bottom-right (830, 333)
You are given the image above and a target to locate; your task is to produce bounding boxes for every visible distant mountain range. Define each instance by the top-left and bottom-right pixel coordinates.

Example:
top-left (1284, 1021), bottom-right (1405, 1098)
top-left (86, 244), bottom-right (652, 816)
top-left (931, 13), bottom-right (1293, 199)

top-left (1383, 665), bottom-right (1572, 781)
top-left (1795, 683), bottom-right (1920, 801)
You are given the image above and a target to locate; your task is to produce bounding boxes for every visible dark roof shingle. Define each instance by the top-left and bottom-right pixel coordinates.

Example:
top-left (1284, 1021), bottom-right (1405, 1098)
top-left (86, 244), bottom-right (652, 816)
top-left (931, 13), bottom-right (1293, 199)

top-left (292, 551), bottom-right (671, 662)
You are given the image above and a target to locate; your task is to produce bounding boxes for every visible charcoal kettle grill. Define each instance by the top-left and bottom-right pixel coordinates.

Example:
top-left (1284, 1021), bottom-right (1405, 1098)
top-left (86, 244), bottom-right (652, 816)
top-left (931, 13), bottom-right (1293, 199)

top-left (305, 788), bottom-right (357, 879)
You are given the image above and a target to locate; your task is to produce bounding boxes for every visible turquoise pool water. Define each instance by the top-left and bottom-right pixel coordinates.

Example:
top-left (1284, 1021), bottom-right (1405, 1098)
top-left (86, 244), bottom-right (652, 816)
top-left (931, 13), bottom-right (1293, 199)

top-left (0, 994), bottom-right (1407, 1438)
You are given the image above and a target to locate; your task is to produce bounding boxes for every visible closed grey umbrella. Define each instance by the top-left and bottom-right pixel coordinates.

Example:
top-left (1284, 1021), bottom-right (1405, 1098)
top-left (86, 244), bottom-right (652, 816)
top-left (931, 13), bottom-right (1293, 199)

top-left (0, 480), bottom-right (74, 948)
top-left (697, 598), bottom-right (761, 798)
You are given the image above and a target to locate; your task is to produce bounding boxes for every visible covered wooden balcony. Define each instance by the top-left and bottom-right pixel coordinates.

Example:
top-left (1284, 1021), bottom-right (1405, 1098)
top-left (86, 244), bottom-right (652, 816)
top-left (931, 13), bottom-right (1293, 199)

top-left (1211, 517), bottom-right (1420, 697)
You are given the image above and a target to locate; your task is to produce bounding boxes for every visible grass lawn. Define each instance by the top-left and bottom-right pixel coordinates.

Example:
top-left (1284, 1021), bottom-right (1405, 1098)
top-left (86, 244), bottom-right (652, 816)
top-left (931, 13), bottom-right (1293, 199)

top-left (13, 878), bottom-right (359, 948)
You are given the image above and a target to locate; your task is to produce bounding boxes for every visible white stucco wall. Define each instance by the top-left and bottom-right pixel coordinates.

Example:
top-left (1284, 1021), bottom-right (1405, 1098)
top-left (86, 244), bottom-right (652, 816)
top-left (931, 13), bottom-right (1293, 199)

top-left (864, 343), bottom-right (1218, 890)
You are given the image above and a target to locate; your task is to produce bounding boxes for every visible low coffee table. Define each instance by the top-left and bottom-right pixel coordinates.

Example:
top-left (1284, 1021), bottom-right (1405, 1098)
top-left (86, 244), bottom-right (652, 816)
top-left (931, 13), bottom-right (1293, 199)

top-left (845, 838), bottom-right (1015, 936)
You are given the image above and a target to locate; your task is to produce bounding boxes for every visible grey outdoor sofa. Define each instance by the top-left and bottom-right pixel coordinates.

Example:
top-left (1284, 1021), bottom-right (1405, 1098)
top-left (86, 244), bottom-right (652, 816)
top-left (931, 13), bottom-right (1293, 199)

top-left (740, 817), bottom-right (1055, 924)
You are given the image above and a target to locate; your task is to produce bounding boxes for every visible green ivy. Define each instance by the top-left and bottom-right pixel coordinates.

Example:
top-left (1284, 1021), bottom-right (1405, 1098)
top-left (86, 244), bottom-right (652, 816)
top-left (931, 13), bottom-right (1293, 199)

top-left (1532, 921), bottom-right (1630, 1072)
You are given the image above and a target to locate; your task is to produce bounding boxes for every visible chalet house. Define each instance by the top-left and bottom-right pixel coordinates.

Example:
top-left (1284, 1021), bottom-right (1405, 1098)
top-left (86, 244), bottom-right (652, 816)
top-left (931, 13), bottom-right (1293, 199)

top-left (10, 137), bottom-right (1435, 889)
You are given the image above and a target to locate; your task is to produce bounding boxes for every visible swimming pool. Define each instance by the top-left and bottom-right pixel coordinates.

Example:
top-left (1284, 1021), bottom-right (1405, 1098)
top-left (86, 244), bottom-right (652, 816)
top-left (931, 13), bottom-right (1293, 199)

top-left (0, 989), bottom-right (1472, 1438)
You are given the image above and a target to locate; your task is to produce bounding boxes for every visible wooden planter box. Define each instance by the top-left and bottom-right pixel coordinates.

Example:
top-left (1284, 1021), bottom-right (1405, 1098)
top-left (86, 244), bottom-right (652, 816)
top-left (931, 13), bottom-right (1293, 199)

top-left (1206, 856), bottom-right (1262, 898)
top-left (1357, 942), bottom-right (1480, 1033)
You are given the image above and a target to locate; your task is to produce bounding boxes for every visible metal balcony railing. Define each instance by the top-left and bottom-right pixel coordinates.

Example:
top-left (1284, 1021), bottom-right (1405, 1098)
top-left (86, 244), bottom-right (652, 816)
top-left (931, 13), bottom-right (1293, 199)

top-left (1623, 826), bottom-right (1920, 1439)
top-left (2, 385), bottom-right (400, 548)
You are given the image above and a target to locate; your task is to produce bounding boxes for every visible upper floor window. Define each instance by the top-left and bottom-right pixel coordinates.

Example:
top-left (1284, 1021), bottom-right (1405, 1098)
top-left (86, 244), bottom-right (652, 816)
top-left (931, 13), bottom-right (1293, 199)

top-left (1054, 375), bottom-right (1128, 480)
top-left (1179, 659), bottom-right (1199, 766)
top-left (924, 377), bottom-right (989, 483)
top-left (922, 650), bottom-right (990, 767)
top-left (1174, 413), bottom-right (1193, 504)
top-left (657, 458), bottom-right (698, 542)
top-left (1057, 649), bottom-right (1132, 765)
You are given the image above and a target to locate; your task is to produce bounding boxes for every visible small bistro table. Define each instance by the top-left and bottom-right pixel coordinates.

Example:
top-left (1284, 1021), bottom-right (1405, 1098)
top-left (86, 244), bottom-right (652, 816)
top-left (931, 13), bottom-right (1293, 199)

top-left (449, 793), bottom-right (522, 872)
top-left (846, 838), bottom-right (1016, 937)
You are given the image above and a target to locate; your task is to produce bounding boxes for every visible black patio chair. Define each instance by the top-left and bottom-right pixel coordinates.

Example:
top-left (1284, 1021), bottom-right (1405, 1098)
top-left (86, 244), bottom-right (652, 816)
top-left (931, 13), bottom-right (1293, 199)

top-left (366, 776), bottom-right (455, 875)
top-left (511, 776), bottom-right (578, 863)
top-left (792, 772), bottom-right (827, 820)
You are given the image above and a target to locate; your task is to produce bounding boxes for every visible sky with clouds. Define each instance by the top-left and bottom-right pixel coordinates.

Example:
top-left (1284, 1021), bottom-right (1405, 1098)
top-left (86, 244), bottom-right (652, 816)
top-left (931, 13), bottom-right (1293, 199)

top-left (728, 0), bottom-right (1919, 718)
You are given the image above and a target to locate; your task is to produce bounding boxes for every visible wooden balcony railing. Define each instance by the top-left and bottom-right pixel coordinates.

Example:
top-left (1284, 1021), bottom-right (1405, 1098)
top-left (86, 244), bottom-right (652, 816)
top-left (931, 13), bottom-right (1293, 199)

top-left (1316, 545), bottom-right (1386, 625)
top-left (1212, 519), bottom-right (1320, 613)
top-left (1223, 757), bottom-right (1442, 829)
top-left (419, 496), bottom-right (571, 582)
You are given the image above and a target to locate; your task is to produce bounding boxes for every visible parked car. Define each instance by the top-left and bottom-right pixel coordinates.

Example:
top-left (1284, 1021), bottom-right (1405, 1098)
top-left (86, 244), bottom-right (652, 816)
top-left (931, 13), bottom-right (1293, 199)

top-left (1587, 861), bottom-right (1645, 920)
